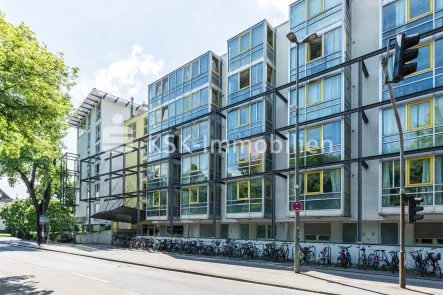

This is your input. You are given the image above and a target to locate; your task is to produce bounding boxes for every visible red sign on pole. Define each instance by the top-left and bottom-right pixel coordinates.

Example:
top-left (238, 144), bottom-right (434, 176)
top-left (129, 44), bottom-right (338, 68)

top-left (292, 201), bottom-right (302, 212)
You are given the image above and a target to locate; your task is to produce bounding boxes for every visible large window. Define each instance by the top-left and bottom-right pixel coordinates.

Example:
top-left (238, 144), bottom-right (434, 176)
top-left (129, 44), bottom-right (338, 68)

top-left (181, 186), bottom-right (209, 216)
top-left (382, 97), bottom-right (443, 153)
top-left (227, 140), bottom-right (270, 177)
top-left (239, 69), bottom-right (250, 90)
top-left (182, 153), bottom-right (209, 184)
top-left (381, 155), bottom-right (443, 207)
top-left (181, 120), bottom-right (209, 151)
top-left (408, 0), bottom-right (432, 21)
top-left (307, 36), bottom-right (323, 62)
top-left (227, 100), bottom-right (265, 141)
top-left (226, 178), bottom-right (270, 215)
top-left (289, 168), bottom-right (342, 211)
top-left (146, 191), bottom-right (168, 218)
top-left (240, 32), bottom-right (251, 53)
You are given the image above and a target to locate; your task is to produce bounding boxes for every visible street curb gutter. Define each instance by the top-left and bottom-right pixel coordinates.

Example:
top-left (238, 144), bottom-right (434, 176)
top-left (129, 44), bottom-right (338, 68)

top-left (2, 241), bottom-right (338, 295)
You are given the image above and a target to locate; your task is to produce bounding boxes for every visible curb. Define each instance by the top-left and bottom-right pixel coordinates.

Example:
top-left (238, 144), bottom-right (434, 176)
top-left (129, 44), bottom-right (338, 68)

top-left (1, 241), bottom-right (338, 295)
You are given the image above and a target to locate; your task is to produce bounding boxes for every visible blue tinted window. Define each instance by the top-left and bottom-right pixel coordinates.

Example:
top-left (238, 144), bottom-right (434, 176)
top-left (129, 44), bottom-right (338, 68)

top-left (252, 24), bottom-right (264, 47)
top-left (382, 0), bottom-right (405, 32)
top-left (176, 99), bottom-right (182, 115)
top-left (415, 43), bottom-right (431, 72)
top-left (229, 38), bottom-right (239, 59)
top-left (200, 54), bottom-right (209, 73)
top-left (169, 102), bottom-right (175, 117)
top-left (176, 70), bottom-right (183, 85)
top-left (436, 39), bottom-right (443, 68)
top-left (169, 73), bottom-right (176, 89)
top-left (290, 1), bottom-right (306, 28)
top-left (251, 62), bottom-right (263, 85)
top-left (200, 88), bottom-right (208, 106)
top-left (228, 74), bottom-right (239, 94)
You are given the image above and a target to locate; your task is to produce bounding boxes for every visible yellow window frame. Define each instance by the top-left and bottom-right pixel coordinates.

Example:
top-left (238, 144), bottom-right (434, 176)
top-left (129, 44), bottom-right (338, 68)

top-left (183, 64), bottom-right (191, 82)
top-left (192, 60), bottom-right (200, 78)
top-left (239, 31), bottom-right (251, 54)
top-left (190, 187), bottom-right (199, 204)
top-left (407, 41), bottom-right (433, 77)
top-left (211, 88), bottom-right (220, 107)
top-left (407, 98), bottom-right (433, 131)
top-left (407, 0), bottom-right (433, 22)
top-left (183, 95), bottom-right (190, 112)
top-left (153, 164), bottom-right (161, 179)
top-left (307, 0), bottom-right (324, 19)
top-left (407, 156), bottom-right (433, 186)
top-left (265, 179), bottom-right (272, 200)
top-left (212, 55), bottom-right (220, 75)
top-left (266, 24), bottom-right (275, 49)
top-left (306, 125), bottom-right (323, 151)
top-left (152, 192), bottom-right (160, 207)
top-left (237, 180), bottom-right (250, 200)
top-left (238, 68), bottom-right (251, 90)
top-left (306, 35), bottom-right (324, 63)
top-left (306, 80), bottom-right (323, 106)
top-left (190, 155), bottom-right (199, 172)
top-left (305, 171), bottom-right (323, 194)
top-left (174, 192), bottom-right (180, 206)
top-left (238, 142), bottom-right (250, 163)
top-left (190, 123), bottom-right (200, 140)
top-left (238, 105), bottom-right (250, 127)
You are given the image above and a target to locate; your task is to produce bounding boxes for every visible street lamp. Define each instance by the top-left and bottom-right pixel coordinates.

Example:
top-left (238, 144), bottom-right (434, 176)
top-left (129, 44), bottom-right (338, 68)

top-left (286, 32), bottom-right (318, 274)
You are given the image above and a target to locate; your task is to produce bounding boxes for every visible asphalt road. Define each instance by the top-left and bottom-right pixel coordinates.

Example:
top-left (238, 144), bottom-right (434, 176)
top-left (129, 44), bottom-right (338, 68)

top-left (0, 243), bottom-right (312, 295)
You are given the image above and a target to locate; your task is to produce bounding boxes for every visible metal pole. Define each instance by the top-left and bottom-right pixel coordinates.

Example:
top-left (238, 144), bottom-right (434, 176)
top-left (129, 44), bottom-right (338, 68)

top-left (88, 159), bottom-right (92, 233)
top-left (357, 59), bottom-right (363, 242)
top-left (212, 114), bottom-right (217, 238)
top-left (109, 152), bottom-right (113, 231)
top-left (136, 141), bottom-right (141, 235)
top-left (381, 56), bottom-right (406, 288)
top-left (271, 91), bottom-right (276, 239)
top-left (294, 42), bottom-right (301, 274)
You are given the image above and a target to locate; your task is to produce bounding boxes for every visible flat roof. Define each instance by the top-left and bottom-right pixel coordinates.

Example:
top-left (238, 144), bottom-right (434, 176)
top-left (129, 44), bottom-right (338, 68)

top-left (68, 88), bottom-right (147, 127)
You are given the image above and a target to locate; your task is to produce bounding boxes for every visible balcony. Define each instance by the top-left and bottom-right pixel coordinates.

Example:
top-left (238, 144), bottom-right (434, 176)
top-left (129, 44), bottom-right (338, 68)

top-left (288, 166), bottom-right (351, 217)
top-left (225, 177), bottom-right (272, 219)
top-left (180, 185), bottom-right (221, 220)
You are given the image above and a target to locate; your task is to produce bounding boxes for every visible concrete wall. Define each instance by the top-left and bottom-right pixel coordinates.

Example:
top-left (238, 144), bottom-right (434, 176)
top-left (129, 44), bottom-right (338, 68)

top-left (75, 230), bottom-right (113, 244)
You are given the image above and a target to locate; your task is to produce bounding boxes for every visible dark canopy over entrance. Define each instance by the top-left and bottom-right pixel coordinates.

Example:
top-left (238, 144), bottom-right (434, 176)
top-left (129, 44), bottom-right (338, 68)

top-left (91, 206), bottom-right (145, 224)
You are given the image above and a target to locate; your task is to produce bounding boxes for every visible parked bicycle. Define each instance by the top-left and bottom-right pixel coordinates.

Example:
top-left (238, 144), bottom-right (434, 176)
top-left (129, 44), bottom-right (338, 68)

top-left (423, 249), bottom-right (442, 279)
top-left (300, 245), bottom-right (316, 265)
top-left (337, 246), bottom-right (352, 268)
top-left (317, 244), bottom-right (332, 266)
top-left (357, 245), bottom-right (368, 270)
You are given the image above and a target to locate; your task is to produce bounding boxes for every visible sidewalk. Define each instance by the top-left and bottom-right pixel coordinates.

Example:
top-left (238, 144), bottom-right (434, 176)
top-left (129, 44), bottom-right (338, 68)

top-left (1, 237), bottom-right (442, 295)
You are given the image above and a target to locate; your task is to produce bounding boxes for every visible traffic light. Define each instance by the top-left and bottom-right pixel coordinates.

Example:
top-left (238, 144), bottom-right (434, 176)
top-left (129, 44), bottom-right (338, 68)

top-left (392, 33), bottom-right (421, 83)
top-left (408, 196), bottom-right (424, 223)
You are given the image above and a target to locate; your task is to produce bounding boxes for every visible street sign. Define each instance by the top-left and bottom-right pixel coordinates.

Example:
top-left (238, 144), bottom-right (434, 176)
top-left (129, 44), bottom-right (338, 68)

top-left (39, 215), bottom-right (47, 225)
top-left (292, 201), bottom-right (302, 212)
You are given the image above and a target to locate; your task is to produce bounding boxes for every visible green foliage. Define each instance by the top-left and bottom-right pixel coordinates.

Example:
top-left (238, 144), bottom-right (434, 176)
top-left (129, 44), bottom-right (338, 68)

top-left (0, 11), bottom-right (78, 244)
top-left (0, 199), bottom-right (36, 239)
top-left (0, 198), bottom-right (73, 241)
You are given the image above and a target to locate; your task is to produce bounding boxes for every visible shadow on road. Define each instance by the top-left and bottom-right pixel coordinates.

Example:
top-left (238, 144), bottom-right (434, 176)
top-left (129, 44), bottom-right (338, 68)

top-left (0, 275), bottom-right (53, 295)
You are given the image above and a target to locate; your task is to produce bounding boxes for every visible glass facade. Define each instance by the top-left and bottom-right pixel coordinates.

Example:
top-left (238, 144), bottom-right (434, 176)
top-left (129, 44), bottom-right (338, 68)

top-left (381, 154), bottom-right (443, 208)
top-left (226, 178), bottom-right (272, 218)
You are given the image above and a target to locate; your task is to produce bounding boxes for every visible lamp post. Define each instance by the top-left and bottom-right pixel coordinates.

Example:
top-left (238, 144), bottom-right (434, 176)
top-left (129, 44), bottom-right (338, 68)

top-left (286, 32), bottom-right (318, 274)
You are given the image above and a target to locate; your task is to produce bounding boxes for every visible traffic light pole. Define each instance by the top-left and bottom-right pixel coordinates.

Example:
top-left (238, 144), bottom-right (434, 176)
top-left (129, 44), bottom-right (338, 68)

top-left (381, 56), bottom-right (406, 289)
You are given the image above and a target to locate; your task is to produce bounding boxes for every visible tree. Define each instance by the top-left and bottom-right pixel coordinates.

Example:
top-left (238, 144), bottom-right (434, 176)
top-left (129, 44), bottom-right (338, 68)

top-left (0, 11), bottom-right (78, 245)
top-left (0, 199), bottom-right (35, 239)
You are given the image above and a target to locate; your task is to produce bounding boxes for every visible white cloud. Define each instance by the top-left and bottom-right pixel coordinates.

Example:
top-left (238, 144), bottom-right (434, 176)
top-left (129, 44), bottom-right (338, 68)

top-left (71, 45), bottom-right (164, 107)
top-left (257, 0), bottom-right (293, 25)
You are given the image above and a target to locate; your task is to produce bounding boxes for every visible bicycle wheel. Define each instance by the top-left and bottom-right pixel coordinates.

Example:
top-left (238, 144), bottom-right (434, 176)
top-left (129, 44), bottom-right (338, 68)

top-left (416, 260), bottom-right (425, 277)
top-left (367, 254), bottom-right (374, 268)
top-left (306, 251), bottom-right (315, 265)
top-left (358, 257), bottom-right (367, 270)
top-left (435, 263), bottom-right (442, 279)
top-left (277, 250), bottom-right (286, 263)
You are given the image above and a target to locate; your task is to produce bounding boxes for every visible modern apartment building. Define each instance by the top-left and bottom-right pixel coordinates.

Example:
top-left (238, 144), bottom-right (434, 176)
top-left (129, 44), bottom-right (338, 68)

top-left (70, 88), bottom-right (144, 231)
top-left (72, 0), bottom-right (443, 245)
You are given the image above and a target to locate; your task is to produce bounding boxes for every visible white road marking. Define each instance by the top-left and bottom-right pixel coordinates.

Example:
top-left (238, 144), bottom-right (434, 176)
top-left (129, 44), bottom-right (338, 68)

top-left (25, 260), bottom-right (46, 267)
top-left (0, 254), bottom-right (14, 259)
top-left (71, 272), bottom-right (110, 283)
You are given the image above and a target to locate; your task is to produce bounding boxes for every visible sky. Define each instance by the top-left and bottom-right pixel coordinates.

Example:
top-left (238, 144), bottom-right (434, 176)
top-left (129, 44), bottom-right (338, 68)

top-left (0, 0), bottom-right (293, 198)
